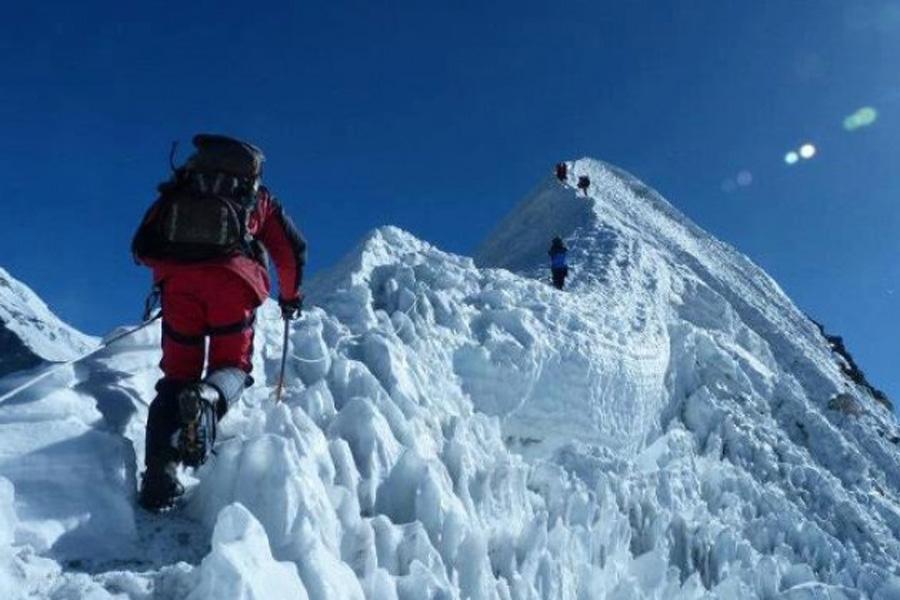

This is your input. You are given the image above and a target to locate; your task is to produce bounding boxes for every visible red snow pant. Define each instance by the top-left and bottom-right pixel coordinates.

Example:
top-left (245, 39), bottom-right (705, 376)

top-left (160, 268), bottom-right (259, 381)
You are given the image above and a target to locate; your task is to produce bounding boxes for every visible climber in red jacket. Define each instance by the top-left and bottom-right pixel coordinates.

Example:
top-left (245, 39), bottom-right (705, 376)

top-left (132, 134), bottom-right (306, 511)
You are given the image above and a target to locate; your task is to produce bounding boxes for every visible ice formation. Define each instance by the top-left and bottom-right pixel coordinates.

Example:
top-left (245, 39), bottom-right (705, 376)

top-left (0, 159), bottom-right (898, 599)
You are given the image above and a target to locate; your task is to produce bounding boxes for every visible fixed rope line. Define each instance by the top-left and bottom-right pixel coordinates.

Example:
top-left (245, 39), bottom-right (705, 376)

top-left (0, 313), bottom-right (162, 406)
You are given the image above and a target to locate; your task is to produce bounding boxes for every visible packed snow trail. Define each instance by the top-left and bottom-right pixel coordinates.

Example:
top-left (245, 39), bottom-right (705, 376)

top-left (1, 158), bottom-right (900, 598)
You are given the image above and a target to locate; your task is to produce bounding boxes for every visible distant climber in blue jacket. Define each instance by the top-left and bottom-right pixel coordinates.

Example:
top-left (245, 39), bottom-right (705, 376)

top-left (549, 236), bottom-right (569, 290)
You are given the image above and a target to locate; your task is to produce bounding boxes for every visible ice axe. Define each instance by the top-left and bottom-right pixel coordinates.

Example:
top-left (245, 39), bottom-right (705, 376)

top-left (273, 297), bottom-right (303, 403)
top-left (274, 317), bottom-right (289, 403)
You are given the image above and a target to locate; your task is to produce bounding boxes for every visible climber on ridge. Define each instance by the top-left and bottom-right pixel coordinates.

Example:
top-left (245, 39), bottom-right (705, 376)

top-left (577, 175), bottom-right (591, 196)
top-left (132, 133), bottom-right (307, 511)
top-left (549, 236), bottom-right (569, 290)
top-left (555, 162), bottom-right (568, 183)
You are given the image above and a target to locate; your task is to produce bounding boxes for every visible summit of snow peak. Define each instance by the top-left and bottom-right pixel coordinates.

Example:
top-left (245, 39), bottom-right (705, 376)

top-left (478, 158), bottom-right (890, 415)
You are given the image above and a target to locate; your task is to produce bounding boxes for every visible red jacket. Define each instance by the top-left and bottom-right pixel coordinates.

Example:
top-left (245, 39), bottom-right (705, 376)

top-left (135, 186), bottom-right (306, 304)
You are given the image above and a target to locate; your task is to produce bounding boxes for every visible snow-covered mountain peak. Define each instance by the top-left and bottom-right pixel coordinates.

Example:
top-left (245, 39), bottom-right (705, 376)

top-left (474, 160), bottom-right (598, 275)
top-left (478, 158), bottom-right (878, 412)
top-left (478, 157), bottom-right (754, 283)
top-left (1, 163), bottom-right (900, 598)
top-left (0, 266), bottom-right (96, 377)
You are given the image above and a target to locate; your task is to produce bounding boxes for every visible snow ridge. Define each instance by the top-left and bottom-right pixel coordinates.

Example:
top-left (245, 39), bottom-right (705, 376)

top-left (1, 160), bottom-right (899, 599)
top-left (0, 266), bottom-right (96, 377)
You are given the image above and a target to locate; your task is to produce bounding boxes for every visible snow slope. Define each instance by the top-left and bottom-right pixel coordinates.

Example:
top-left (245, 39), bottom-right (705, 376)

top-left (0, 266), bottom-right (96, 377)
top-left (1, 158), bottom-right (900, 599)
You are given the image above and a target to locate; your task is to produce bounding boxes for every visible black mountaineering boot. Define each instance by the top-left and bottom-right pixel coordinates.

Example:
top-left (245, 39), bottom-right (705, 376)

top-left (140, 379), bottom-right (186, 511)
top-left (177, 382), bottom-right (221, 468)
top-left (139, 459), bottom-right (184, 511)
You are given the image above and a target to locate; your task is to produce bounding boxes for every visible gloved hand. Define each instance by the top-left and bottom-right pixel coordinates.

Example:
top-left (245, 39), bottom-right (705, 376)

top-left (279, 295), bottom-right (303, 320)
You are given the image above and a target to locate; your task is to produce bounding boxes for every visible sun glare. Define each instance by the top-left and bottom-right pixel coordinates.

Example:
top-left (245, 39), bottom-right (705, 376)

top-left (843, 107), bottom-right (878, 131)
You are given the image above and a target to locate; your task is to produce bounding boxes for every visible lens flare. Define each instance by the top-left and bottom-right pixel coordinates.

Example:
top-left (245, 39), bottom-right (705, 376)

top-left (785, 151), bottom-right (800, 165)
top-left (843, 106), bottom-right (878, 131)
top-left (736, 170), bottom-right (753, 186)
top-left (799, 144), bottom-right (816, 159)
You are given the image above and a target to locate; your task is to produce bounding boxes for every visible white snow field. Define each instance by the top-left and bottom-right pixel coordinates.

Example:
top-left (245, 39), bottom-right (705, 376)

top-left (1, 158), bottom-right (900, 599)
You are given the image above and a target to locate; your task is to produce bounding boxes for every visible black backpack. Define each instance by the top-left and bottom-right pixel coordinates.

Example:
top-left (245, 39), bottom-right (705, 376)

top-left (133, 135), bottom-right (265, 263)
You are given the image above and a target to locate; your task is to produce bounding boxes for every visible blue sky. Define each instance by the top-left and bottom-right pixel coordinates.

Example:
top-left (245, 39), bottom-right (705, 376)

top-left (1, 2), bottom-right (898, 402)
